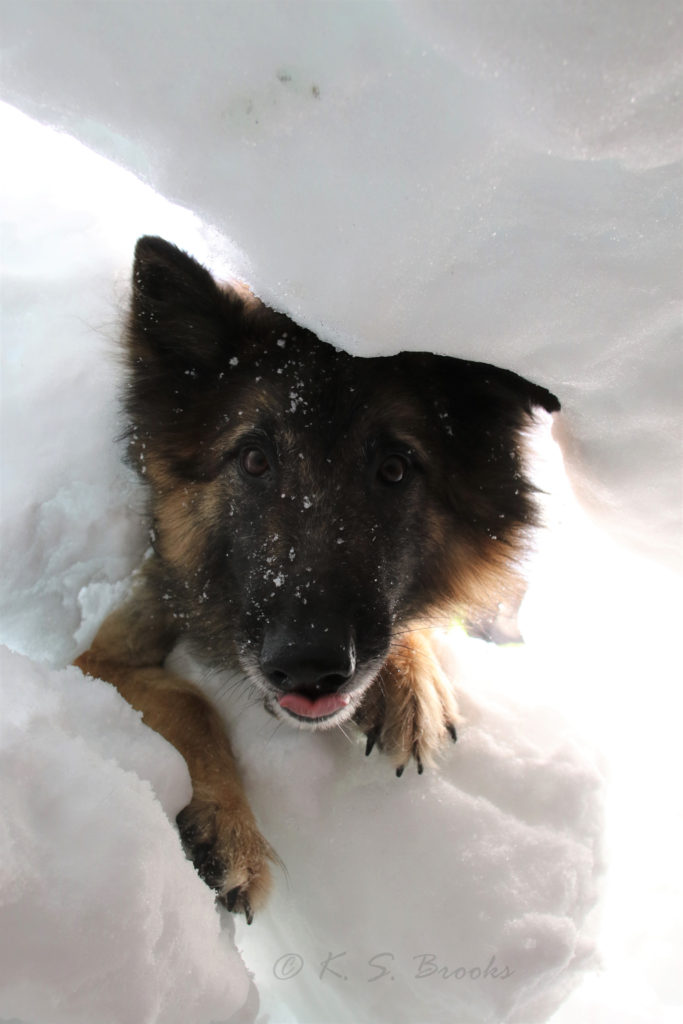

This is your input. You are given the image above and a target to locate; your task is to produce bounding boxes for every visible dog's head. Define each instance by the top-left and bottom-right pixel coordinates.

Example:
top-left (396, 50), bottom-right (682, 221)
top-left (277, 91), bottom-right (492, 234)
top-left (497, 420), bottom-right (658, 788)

top-left (124, 236), bottom-right (559, 728)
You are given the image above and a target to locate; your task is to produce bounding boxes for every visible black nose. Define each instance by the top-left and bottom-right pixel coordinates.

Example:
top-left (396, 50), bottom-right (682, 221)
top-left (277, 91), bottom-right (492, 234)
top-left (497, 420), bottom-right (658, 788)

top-left (260, 625), bottom-right (356, 696)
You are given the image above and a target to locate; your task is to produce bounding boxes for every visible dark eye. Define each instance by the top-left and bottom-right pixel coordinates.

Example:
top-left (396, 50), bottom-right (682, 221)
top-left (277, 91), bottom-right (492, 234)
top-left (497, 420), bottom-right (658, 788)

top-left (240, 446), bottom-right (270, 477)
top-left (378, 454), bottom-right (409, 484)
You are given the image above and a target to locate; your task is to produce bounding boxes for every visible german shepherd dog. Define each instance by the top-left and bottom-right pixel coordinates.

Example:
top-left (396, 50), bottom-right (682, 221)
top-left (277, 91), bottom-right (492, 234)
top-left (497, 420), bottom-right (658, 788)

top-left (76, 236), bottom-right (559, 922)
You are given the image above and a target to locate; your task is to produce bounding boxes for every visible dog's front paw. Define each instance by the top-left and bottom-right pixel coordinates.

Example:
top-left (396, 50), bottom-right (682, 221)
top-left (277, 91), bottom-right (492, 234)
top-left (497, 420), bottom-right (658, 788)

top-left (355, 632), bottom-right (460, 776)
top-left (177, 795), bottom-right (273, 923)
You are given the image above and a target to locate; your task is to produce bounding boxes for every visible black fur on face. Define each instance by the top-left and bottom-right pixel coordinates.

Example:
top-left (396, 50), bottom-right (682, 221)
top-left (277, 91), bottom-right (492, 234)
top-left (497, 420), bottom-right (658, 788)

top-left (123, 236), bottom-right (560, 729)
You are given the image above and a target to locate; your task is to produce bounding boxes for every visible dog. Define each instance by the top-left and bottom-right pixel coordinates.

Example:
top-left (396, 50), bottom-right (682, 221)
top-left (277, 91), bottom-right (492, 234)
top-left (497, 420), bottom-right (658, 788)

top-left (75, 236), bottom-right (560, 922)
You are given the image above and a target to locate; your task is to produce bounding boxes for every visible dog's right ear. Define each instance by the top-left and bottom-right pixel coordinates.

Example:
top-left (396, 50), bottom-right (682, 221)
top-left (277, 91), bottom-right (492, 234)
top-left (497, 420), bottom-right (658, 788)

top-left (127, 236), bottom-right (244, 368)
top-left (124, 238), bottom-right (251, 478)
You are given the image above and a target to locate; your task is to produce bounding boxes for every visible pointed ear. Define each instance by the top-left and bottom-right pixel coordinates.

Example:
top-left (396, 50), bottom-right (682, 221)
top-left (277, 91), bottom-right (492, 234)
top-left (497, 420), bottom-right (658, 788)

top-left (437, 357), bottom-right (560, 536)
top-left (123, 237), bottom-right (249, 478)
top-left (127, 235), bottom-right (242, 367)
top-left (395, 352), bottom-right (559, 434)
top-left (462, 361), bottom-right (560, 417)
top-left (426, 356), bottom-right (560, 444)
top-left (395, 352), bottom-right (560, 556)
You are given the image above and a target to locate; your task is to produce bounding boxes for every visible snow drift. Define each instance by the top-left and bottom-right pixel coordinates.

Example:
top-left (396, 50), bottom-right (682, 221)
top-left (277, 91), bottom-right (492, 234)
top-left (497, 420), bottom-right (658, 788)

top-left (0, 648), bottom-right (255, 1024)
top-left (1, 2), bottom-right (681, 1022)
top-left (2, 0), bottom-right (681, 567)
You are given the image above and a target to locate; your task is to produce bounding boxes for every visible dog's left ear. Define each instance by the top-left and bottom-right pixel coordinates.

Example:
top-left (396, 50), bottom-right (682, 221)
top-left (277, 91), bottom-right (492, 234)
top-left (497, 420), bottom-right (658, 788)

top-left (446, 358), bottom-right (559, 529)
top-left (396, 351), bottom-right (559, 433)
top-left (461, 361), bottom-right (560, 417)
top-left (397, 352), bottom-right (560, 538)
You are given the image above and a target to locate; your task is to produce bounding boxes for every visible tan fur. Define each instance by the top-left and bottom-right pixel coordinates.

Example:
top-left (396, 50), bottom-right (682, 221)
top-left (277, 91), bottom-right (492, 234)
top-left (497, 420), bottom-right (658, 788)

top-left (75, 571), bottom-right (272, 919)
top-left (152, 483), bottom-right (215, 568)
top-left (354, 630), bottom-right (461, 771)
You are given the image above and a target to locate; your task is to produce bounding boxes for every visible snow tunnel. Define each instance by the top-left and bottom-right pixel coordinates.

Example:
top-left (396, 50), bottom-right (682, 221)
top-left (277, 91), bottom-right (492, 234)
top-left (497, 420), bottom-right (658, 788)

top-left (1, 3), bottom-right (681, 1023)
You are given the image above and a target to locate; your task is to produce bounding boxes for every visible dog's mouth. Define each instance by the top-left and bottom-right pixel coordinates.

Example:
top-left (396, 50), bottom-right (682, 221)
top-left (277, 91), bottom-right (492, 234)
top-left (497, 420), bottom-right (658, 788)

top-left (238, 641), bottom-right (385, 730)
top-left (252, 665), bottom-right (382, 731)
top-left (277, 690), bottom-right (352, 722)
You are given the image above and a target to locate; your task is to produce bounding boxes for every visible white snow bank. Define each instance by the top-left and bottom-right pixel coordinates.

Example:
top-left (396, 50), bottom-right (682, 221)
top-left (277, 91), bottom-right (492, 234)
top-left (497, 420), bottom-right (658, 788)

top-left (191, 631), bottom-right (604, 1024)
top-left (0, 101), bottom-right (243, 666)
top-left (1, 1), bottom-right (682, 1019)
top-left (0, 631), bottom-right (604, 1024)
top-left (1, 0), bottom-right (681, 566)
top-left (0, 647), bottom-right (254, 1024)
top-left (0, 106), bottom-right (609, 1023)
top-left (0, 106), bottom-right (259, 1024)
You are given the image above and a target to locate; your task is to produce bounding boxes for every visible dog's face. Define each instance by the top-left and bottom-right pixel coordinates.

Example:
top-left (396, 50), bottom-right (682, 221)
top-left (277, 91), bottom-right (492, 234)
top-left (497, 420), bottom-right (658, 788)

top-left (125, 237), bottom-right (559, 729)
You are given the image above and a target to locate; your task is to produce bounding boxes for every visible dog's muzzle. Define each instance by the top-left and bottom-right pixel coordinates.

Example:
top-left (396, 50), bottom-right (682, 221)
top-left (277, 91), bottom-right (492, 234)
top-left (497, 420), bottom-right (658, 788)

top-left (259, 621), bottom-right (358, 722)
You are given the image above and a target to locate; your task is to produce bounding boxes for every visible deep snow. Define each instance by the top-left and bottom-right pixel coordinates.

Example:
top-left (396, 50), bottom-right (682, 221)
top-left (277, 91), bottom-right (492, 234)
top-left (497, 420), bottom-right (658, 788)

top-left (2, 0), bottom-right (681, 569)
top-left (1, 3), bottom-right (682, 1023)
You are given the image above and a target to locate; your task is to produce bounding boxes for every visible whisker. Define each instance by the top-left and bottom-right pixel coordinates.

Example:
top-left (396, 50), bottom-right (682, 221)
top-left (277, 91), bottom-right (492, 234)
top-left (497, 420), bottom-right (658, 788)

top-left (335, 719), bottom-right (356, 745)
top-left (265, 718), bottom-right (286, 745)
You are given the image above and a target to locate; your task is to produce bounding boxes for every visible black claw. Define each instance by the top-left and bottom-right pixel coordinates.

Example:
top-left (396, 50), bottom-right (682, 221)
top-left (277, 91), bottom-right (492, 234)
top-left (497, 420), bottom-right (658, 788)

top-left (395, 764), bottom-right (405, 778)
top-left (416, 758), bottom-right (424, 775)
top-left (225, 886), bottom-right (240, 912)
top-left (225, 886), bottom-right (254, 922)
top-left (365, 728), bottom-right (379, 757)
top-left (446, 722), bottom-right (458, 743)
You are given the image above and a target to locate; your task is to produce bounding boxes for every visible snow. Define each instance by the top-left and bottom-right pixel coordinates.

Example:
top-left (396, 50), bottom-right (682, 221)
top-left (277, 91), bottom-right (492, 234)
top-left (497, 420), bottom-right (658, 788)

top-left (2, 0), bottom-right (681, 567)
top-left (209, 638), bottom-right (604, 1024)
top-left (0, 3), bottom-right (681, 1023)
top-left (0, 649), bottom-right (253, 1024)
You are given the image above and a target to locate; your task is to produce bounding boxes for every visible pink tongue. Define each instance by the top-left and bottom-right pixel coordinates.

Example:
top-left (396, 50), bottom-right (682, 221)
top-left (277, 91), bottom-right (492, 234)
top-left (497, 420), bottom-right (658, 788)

top-left (278, 692), bottom-right (351, 719)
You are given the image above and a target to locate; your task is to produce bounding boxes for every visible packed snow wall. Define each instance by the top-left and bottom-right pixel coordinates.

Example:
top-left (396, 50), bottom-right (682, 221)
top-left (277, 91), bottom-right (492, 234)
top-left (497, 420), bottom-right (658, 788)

top-left (2, 0), bottom-right (681, 568)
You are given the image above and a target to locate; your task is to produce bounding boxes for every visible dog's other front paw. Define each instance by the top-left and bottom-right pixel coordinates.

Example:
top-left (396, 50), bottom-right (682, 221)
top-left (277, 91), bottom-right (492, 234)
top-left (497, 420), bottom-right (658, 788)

top-left (355, 631), bottom-right (460, 776)
top-left (177, 794), bottom-right (274, 923)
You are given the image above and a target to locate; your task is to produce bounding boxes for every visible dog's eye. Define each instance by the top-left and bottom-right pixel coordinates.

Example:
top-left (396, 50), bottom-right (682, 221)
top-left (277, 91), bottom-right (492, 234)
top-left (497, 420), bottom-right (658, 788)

top-left (378, 454), bottom-right (409, 484)
top-left (240, 446), bottom-right (270, 477)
